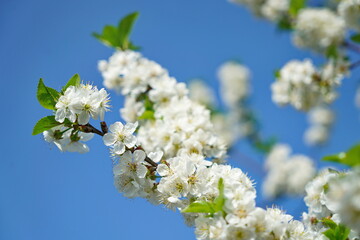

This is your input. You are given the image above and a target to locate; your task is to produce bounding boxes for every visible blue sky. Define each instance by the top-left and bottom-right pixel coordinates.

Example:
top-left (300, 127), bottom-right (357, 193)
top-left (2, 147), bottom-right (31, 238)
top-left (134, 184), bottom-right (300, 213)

top-left (1, 0), bottom-right (359, 239)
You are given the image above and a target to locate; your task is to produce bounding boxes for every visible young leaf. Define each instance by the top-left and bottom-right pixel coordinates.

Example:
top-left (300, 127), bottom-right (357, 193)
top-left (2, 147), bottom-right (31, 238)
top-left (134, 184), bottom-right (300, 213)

top-left (93, 12), bottom-right (140, 50)
top-left (118, 12), bottom-right (139, 49)
top-left (322, 221), bottom-right (351, 240)
top-left (335, 224), bottom-right (350, 240)
top-left (326, 45), bottom-right (339, 59)
top-left (138, 110), bottom-right (155, 120)
top-left (323, 143), bottom-right (360, 168)
top-left (181, 201), bottom-right (215, 214)
top-left (323, 229), bottom-right (336, 240)
top-left (321, 218), bottom-right (337, 230)
top-left (37, 78), bottom-right (58, 110)
top-left (93, 25), bottom-right (121, 48)
top-left (213, 178), bottom-right (226, 212)
top-left (277, 16), bottom-right (293, 31)
top-left (32, 116), bottom-right (62, 135)
top-left (289, 0), bottom-right (306, 16)
top-left (62, 74), bottom-right (81, 93)
top-left (351, 34), bottom-right (360, 43)
top-left (274, 69), bottom-right (281, 79)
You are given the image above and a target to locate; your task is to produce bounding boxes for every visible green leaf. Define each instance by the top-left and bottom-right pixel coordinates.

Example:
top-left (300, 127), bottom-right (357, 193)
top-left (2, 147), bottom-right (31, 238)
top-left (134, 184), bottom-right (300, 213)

top-left (93, 12), bottom-right (140, 50)
top-left (321, 219), bottom-right (337, 230)
top-left (118, 12), bottom-right (139, 49)
top-left (326, 45), bottom-right (339, 59)
top-left (322, 221), bottom-right (351, 240)
top-left (62, 74), bottom-right (81, 93)
top-left (32, 116), bottom-right (62, 135)
top-left (213, 178), bottom-right (226, 212)
top-left (93, 25), bottom-right (121, 48)
top-left (351, 34), bottom-right (360, 43)
top-left (255, 137), bottom-right (277, 154)
top-left (323, 229), bottom-right (336, 240)
top-left (274, 69), bottom-right (281, 79)
top-left (277, 16), bottom-right (293, 31)
top-left (323, 143), bottom-right (360, 168)
top-left (181, 201), bottom-right (215, 214)
top-left (289, 0), bottom-right (306, 16)
top-left (335, 224), bottom-right (350, 240)
top-left (128, 41), bottom-right (141, 50)
top-left (138, 110), bottom-right (155, 120)
top-left (37, 78), bottom-right (58, 110)
top-left (144, 97), bottom-right (154, 110)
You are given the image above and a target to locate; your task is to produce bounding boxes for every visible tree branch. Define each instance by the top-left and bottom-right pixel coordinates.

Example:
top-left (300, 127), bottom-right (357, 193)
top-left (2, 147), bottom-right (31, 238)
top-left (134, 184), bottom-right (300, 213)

top-left (343, 41), bottom-right (360, 54)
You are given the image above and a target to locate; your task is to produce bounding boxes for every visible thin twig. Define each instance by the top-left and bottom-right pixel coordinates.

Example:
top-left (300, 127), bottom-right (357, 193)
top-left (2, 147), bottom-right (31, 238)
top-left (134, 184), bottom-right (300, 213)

top-left (350, 60), bottom-right (360, 70)
top-left (79, 123), bottom-right (104, 136)
top-left (100, 121), bottom-right (108, 134)
top-left (343, 41), bottom-right (360, 54)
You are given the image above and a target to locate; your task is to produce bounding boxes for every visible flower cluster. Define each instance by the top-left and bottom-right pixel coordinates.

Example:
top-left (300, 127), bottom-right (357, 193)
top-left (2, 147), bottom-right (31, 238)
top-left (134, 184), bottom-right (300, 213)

top-left (263, 144), bottom-right (316, 198)
top-left (304, 105), bottom-right (334, 146)
top-left (43, 126), bottom-right (94, 153)
top-left (98, 51), bottom-right (326, 239)
top-left (302, 169), bottom-right (341, 237)
top-left (325, 167), bottom-right (360, 234)
top-left (302, 169), bottom-right (360, 239)
top-left (293, 8), bottom-right (346, 53)
top-left (195, 203), bottom-right (315, 240)
top-left (338, 0), bottom-right (360, 32)
top-left (218, 61), bottom-right (250, 108)
top-left (261, 0), bottom-right (289, 22)
top-left (99, 50), bottom-right (227, 161)
top-left (189, 79), bottom-right (217, 109)
top-left (188, 80), bottom-right (241, 147)
top-left (217, 61), bottom-right (254, 140)
top-left (271, 59), bottom-right (347, 111)
top-left (55, 83), bottom-right (110, 125)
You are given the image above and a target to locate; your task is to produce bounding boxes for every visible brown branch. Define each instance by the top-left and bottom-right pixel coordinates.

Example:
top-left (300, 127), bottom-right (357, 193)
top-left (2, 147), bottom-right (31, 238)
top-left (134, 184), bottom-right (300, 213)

top-left (100, 121), bottom-right (108, 134)
top-left (343, 41), bottom-right (360, 54)
top-left (350, 60), bottom-right (360, 70)
top-left (79, 123), bottom-right (104, 136)
top-left (79, 122), bottom-right (158, 168)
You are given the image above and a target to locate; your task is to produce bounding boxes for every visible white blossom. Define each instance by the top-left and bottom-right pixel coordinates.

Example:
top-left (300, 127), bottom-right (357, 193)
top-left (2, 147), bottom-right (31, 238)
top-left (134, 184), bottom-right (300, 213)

top-left (102, 121), bottom-right (138, 155)
top-left (263, 143), bottom-right (315, 198)
top-left (55, 84), bottom-right (110, 125)
top-left (189, 79), bottom-right (216, 108)
top-left (338, 0), bottom-right (360, 31)
top-left (261, 0), bottom-right (289, 22)
top-left (325, 168), bottom-right (360, 233)
top-left (218, 61), bottom-right (250, 108)
top-left (293, 8), bottom-right (346, 53)
top-left (272, 59), bottom-right (343, 111)
top-left (304, 105), bottom-right (335, 146)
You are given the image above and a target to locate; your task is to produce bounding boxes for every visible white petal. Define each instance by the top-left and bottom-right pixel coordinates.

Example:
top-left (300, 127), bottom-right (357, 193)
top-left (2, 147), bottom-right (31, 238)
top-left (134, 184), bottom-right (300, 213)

top-left (113, 164), bottom-right (122, 175)
top-left (148, 151), bottom-right (163, 163)
top-left (55, 109), bottom-right (66, 123)
top-left (133, 150), bottom-right (146, 162)
top-left (67, 142), bottom-right (89, 153)
top-left (157, 164), bottom-right (170, 176)
top-left (113, 142), bottom-right (125, 155)
top-left (103, 133), bottom-right (117, 146)
top-left (79, 132), bottom-right (94, 142)
top-left (121, 151), bottom-right (132, 162)
top-left (109, 122), bottom-right (123, 133)
top-left (124, 122), bottom-right (138, 134)
top-left (77, 111), bottom-right (90, 125)
top-left (136, 165), bottom-right (148, 178)
top-left (124, 135), bottom-right (137, 148)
